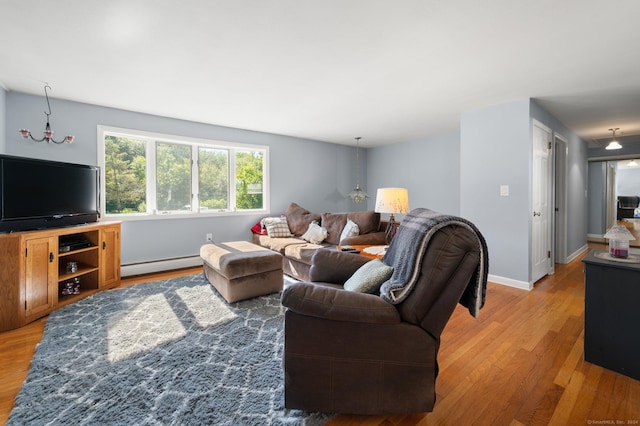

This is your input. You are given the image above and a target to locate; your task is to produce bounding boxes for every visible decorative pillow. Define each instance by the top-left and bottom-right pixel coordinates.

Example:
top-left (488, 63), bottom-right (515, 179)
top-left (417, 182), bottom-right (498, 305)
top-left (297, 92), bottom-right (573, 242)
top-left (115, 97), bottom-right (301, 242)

top-left (344, 259), bottom-right (393, 293)
top-left (285, 203), bottom-right (322, 236)
top-left (300, 221), bottom-right (328, 244)
top-left (339, 219), bottom-right (360, 242)
top-left (347, 211), bottom-right (381, 235)
top-left (321, 212), bottom-right (348, 245)
top-left (262, 217), bottom-right (293, 238)
top-left (251, 220), bottom-right (267, 235)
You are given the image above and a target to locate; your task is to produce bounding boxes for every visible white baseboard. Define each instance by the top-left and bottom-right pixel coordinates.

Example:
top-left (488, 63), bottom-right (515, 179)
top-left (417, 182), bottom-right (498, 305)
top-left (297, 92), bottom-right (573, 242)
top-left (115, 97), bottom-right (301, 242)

top-left (587, 234), bottom-right (605, 243)
top-left (121, 255), bottom-right (202, 277)
top-left (566, 244), bottom-right (589, 263)
top-left (488, 243), bottom-right (589, 292)
top-left (488, 274), bottom-right (531, 291)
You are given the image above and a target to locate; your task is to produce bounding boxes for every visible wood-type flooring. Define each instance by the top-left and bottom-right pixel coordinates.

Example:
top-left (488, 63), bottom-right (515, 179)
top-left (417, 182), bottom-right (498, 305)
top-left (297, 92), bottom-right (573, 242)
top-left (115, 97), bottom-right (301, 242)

top-left (1, 244), bottom-right (638, 425)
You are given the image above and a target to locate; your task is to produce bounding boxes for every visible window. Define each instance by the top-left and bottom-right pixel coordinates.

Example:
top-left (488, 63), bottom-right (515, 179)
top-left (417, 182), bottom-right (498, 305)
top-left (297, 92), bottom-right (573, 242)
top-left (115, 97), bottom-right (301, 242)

top-left (198, 147), bottom-right (229, 211)
top-left (98, 126), bottom-right (268, 218)
top-left (156, 142), bottom-right (192, 212)
top-left (104, 135), bottom-right (146, 214)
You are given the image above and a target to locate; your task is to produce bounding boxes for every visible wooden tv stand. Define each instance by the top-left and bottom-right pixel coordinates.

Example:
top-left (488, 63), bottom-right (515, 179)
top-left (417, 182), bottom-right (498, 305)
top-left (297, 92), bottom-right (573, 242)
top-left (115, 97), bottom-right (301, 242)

top-left (0, 222), bottom-right (121, 332)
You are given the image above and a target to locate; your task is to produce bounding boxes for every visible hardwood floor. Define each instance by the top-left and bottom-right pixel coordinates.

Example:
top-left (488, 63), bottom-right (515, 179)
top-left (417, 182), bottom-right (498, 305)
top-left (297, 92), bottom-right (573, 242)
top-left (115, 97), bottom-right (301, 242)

top-left (1, 246), bottom-right (639, 425)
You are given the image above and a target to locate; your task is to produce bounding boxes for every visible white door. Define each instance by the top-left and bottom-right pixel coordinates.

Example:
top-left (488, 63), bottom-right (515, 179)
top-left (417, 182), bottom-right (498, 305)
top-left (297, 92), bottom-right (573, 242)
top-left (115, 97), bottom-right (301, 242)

top-left (532, 120), bottom-right (552, 283)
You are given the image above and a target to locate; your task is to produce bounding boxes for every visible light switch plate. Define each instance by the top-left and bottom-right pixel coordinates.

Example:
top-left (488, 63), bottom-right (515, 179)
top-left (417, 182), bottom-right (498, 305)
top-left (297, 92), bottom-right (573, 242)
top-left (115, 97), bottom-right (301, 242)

top-left (500, 185), bottom-right (509, 196)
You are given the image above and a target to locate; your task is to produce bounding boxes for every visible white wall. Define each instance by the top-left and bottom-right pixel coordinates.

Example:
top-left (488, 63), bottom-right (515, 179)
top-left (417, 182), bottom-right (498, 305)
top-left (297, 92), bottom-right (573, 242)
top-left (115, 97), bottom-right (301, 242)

top-left (366, 132), bottom-right (460, 217)
top-left (5, 91), bottom-right (363, 268)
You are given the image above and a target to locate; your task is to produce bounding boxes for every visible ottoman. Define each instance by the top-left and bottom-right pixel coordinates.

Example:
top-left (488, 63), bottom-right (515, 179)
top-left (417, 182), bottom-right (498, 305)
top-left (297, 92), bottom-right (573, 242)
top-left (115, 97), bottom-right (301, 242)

top-left (200, 241), bottom-right (283, 303)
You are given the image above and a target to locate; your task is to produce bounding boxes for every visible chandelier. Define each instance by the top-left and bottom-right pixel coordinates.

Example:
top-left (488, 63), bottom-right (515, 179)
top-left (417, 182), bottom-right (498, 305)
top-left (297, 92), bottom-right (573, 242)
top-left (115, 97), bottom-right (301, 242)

top-left (19, 84), bottom-right (74, 144)
top-left (347, 137), bottom-right (369, 203)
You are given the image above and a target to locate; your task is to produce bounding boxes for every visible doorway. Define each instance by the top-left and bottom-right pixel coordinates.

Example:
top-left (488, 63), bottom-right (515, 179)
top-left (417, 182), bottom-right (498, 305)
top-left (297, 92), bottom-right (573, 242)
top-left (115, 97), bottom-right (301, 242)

top-left (532, 121), bottom-right (569, 283)
top-left (532, 120), bottom-right (553, 283)
top-left (587, 159), bottom-right (640, 247)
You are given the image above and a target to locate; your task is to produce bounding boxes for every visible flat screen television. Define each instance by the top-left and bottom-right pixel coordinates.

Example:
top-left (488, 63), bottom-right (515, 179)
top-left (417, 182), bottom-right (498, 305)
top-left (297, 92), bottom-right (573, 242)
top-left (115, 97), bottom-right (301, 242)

top-left (0, 154), bottom-right (100, 233)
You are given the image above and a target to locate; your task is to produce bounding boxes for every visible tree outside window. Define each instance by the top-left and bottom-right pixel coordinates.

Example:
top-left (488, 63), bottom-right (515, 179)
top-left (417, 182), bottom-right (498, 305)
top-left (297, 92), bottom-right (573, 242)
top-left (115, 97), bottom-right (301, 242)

top-left (235, 150), bottom-right (263, 210)
top-left (156, 142), bottom-right (191, 212)
top-left (199, 147), bottom-right (229, 210)
top-left (104, 136), bottom-right (146, 214)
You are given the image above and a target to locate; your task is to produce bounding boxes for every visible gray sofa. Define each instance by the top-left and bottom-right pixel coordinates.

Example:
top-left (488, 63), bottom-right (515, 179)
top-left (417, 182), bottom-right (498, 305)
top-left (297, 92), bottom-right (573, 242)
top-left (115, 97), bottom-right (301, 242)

top-left (252, 202), bottom-right (387, 281)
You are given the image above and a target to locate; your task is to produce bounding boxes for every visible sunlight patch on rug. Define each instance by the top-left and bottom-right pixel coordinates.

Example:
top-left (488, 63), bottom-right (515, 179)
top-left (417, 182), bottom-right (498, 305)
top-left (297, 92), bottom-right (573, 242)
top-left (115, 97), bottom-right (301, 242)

top-left (107, 293), bottom-right (185, 362)
top-left (176, 284), bottom-right (236, 327)
top-left (8, 274), bottom-right (333, 425)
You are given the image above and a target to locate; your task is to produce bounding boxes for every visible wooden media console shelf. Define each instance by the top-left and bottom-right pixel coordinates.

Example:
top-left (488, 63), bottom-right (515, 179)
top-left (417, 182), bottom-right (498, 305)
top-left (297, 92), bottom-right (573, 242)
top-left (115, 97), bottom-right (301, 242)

top-left (0, 222), bottom-right (121, 332)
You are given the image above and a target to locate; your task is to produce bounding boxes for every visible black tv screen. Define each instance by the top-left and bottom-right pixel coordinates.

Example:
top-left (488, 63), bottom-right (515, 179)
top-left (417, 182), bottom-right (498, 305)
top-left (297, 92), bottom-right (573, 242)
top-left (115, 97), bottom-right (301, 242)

top-left (0, 155), bottom-right (100, 233)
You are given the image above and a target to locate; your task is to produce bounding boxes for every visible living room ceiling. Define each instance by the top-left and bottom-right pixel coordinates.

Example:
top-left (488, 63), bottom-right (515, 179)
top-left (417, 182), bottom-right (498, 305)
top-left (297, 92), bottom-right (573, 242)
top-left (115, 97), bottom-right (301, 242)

top-left (1, 0), bottom-right (640, 147)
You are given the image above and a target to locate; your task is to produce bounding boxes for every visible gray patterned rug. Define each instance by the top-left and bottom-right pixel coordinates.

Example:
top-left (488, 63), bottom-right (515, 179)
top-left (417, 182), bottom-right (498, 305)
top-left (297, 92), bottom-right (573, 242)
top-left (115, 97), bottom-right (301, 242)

top-left (8, 274), bottom-right (332, 425)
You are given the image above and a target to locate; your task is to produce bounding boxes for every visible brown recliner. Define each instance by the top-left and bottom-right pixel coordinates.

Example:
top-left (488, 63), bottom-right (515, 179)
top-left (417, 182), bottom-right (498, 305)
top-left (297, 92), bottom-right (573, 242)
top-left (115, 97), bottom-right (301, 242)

top-left (280, 217), bottom-right (486, 415)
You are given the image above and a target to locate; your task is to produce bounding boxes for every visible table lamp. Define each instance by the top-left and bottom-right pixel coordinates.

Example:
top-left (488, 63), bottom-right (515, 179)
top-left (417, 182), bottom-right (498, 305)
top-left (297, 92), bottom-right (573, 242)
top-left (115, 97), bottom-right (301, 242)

top-left (374, 188), bottom-right (410, 243)
top-left (603, 224), bottom-right (636, 258)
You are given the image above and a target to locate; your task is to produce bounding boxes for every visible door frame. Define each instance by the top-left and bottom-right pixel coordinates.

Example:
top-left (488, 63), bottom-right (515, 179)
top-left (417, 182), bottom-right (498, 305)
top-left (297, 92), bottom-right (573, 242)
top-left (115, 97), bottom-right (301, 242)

top-left (531, 119), bottom-right (554, 283)
top-left (553, 133), bottom-right (568, 264)
top-left (606, 162), bottom-right (617, 229)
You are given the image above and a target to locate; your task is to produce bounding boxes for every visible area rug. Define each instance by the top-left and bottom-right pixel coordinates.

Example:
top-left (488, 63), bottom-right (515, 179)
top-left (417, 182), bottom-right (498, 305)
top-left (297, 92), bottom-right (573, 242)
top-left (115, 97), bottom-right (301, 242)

top-left (8, 274), bottom-right (333, 425)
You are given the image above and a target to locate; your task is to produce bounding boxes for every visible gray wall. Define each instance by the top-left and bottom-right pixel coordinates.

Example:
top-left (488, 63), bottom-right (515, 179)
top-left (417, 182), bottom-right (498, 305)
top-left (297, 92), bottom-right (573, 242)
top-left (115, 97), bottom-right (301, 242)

top-left (367, 98), bottom-right (589, 285)
top-left (366, 132), bottom-right (460, 217)
top-left (5, 91), bottom-right (362, 266)
top-left (0, 87), bottom-right (5, 153)
top-left (4, 91), bottom-right (590, 283)
top-left (458, 99), bottom-right (588, 285)
top-left (588, 161), bottom-right (607, 235)
top-left (460, 99), bottom-right (531, 284)
top-left (588, 143), bottom-right (640, 159)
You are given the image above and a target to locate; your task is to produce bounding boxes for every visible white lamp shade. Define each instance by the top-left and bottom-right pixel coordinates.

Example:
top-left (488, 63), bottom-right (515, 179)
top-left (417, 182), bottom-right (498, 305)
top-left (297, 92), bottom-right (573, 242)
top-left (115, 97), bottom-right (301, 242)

top-left (606, 140), bottom-right (622, 150)
top-left (603, 224), bottom-right (636, 241)
top-left (374, 188), bottom-right (410, 214)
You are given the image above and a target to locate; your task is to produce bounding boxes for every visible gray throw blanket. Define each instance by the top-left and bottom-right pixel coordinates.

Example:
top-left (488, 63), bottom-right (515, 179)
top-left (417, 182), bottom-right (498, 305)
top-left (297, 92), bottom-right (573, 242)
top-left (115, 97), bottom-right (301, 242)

top-left (380, 208), bottom-right (489, 317)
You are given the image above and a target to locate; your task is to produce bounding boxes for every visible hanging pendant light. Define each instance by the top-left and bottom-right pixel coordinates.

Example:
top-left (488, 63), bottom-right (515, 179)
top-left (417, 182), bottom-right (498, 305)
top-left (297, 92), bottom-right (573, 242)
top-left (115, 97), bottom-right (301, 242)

top-left (605, 128), bottom-right (622, 150)
top-left (19, 84), bottom-right (74, 144)
top-left (348, 137), bottom-right (369, 203)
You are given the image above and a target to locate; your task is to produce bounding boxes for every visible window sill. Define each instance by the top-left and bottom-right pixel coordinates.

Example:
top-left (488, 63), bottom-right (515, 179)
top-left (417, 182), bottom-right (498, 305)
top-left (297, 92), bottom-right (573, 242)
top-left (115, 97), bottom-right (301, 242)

top-left (104, 209), bottom-right (268, 222)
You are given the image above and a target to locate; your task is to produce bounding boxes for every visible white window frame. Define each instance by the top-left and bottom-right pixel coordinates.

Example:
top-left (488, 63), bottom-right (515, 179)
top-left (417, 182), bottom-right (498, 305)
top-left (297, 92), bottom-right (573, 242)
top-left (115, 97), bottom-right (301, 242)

top-left (97, 125), bottom-right (270, 220)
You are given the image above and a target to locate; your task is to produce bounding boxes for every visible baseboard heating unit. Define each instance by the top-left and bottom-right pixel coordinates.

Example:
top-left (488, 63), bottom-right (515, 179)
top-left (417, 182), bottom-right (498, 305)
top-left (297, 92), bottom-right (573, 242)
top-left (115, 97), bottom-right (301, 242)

top-left (121, 255), bottom-right (202, 277)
